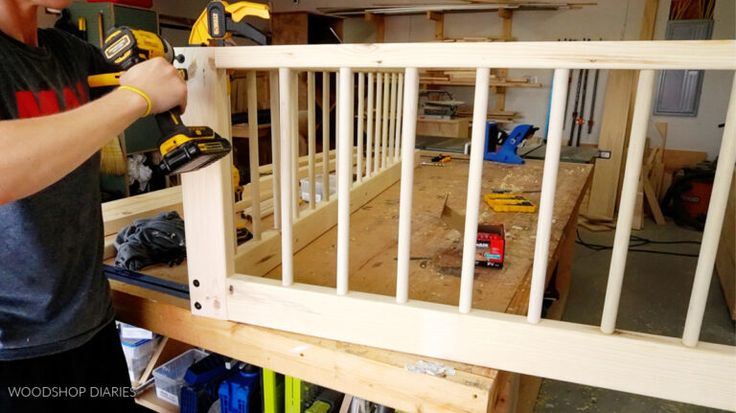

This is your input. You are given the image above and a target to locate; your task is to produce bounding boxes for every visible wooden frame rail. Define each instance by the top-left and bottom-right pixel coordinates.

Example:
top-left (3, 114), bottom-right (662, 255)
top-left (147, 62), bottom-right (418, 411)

top-left (163, 42), bottom-right (736, 410)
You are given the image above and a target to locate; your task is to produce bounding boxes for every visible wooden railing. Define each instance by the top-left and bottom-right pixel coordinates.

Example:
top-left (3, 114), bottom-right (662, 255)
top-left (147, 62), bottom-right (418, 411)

top-left (177, 40), bottom-right (736, 410)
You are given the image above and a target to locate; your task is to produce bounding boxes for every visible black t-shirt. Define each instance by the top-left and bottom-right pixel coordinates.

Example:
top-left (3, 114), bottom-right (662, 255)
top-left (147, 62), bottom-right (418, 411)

top-left (0, 28), bottom-right (118, 360)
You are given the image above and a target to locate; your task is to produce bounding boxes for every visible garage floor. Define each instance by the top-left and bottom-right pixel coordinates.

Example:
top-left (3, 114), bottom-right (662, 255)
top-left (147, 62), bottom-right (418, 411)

top-left (535, 220), bottom-right (735, 413)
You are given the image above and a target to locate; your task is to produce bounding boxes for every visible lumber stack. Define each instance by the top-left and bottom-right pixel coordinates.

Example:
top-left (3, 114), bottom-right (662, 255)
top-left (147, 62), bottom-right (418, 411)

top-left (454, 107), bottom-right (519, 124)
top-left (419, 69), bottom-right (542, 88)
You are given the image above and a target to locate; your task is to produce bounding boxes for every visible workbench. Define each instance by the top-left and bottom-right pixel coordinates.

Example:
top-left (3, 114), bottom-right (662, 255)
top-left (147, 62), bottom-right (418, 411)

top-left (109, 158), bottom-right (592, 413)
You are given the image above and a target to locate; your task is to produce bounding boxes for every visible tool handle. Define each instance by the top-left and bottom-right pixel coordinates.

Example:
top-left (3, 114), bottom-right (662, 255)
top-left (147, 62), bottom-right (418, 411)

top-left (155, 109), bottom-right (190, 145)
top-left (88, 72), bottom-right (123, 88)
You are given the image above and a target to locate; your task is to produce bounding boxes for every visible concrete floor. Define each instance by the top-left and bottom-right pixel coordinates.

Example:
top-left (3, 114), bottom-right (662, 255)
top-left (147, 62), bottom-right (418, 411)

top-left (535, 220), bottom-right (735, 413)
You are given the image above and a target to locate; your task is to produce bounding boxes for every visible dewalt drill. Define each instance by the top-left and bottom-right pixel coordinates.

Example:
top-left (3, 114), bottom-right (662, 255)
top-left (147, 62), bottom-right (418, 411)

top-left (88, 27), bottom-right (232, 175)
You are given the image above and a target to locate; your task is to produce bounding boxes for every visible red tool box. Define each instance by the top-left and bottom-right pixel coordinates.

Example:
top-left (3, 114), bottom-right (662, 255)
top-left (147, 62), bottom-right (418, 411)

top-left (475, 224), bottom-right (505, 269)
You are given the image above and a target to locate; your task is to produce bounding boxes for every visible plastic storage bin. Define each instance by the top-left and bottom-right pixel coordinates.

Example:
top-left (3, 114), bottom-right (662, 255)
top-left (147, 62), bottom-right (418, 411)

top-left (300, 174), bottom-right (336, 203)
top-left (153, 349), bottom-right (208, 406)
top-left (121, 337), bottom-right (156, 382)
top-left (119, 322), bottom-right (154, 340)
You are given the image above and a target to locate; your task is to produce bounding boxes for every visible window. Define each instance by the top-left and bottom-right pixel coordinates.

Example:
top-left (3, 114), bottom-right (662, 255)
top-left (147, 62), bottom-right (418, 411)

top-left (654, 19), bottom-right (714, 116)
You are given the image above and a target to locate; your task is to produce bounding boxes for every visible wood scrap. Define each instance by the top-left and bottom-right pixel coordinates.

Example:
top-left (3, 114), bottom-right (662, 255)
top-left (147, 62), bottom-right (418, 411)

top-left (652, 121), bottom-right (668, 198)
top-left (585, 70), bottom-right (637, 221)
top-left (641, 147), bottom-right (666, 225)
top-left (577, 216), bottom-right (615, 232)
top-left (643, 178), bottom-right (666, 225)
top-left (632, 189), bottom-right (644, 230)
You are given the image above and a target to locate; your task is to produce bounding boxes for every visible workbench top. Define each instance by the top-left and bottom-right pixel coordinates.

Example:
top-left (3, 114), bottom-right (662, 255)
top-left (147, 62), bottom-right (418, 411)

top-left (109, 158), bottom-right (592, 413)
top-left (263, 158), bottom-right (592, 313)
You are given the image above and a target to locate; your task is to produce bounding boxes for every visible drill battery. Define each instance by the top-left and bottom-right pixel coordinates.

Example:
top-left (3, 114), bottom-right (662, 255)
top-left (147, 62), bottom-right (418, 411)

top-left (158, 126), bottom-right (232, 175)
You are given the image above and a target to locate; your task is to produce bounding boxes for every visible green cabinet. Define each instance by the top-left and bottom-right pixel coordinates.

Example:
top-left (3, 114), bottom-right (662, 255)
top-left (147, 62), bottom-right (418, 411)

top-left (68, 2), bottom-right (161, 197)
top-left (69, 2), bottom-right (161, 155)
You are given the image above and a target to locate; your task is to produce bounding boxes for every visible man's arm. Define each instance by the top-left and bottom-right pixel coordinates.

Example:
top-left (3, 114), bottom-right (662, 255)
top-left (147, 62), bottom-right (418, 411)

top-left (0, 57), bottom-right (187, 205)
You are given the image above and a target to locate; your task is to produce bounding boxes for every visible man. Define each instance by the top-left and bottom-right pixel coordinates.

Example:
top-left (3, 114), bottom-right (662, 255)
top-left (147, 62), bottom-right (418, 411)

top-left (0, 0), bottom-right (187, 410)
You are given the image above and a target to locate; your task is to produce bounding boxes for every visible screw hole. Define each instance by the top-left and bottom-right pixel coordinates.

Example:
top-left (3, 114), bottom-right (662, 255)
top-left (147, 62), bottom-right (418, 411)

top-left (193, 280), bottom-right (200, 287)
top-left (194, 302), bottom-right (202, 310)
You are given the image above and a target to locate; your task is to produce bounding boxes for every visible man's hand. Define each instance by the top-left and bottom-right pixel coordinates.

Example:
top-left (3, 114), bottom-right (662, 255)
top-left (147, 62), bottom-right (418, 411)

top-left (118, 57), bottom-right (188, 115)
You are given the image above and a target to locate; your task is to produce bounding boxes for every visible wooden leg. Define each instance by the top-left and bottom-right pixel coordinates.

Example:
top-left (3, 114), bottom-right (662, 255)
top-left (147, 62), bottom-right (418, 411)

top-left (490, 371), bottom-right (520, 413)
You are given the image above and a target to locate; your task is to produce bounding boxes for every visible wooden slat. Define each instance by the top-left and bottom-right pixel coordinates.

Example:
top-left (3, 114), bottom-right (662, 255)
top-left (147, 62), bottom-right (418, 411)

top-left (394, 73), bottom-right (404, 162)
top-left (226, 276), bottom-right (736, 411)
top-left (395, 68), bottom-right (419, 304)
top-left (388, 73), bottom-right (398, 163)
top-left (356, 72), bottom-right (365, 183)
top-left (247, 71), bottom-right (262, 239)
top-left (279, 68), bottom-right (295, 286)
top-left (601, 70), bottom-right (656, 334)
top-left (308, 72), bottom-right (317, 209)
top-left (715, 171), bottom-right (736, 320)
top-left (528, 68), bottom-right (570, 323)
top-left (459, 68), bottom-right (491, 314)
top-left (215, 41), bottom-right (736, 70)
top-left (322, 72), bottom-right (331, 202)
top-left (683, 73), bottom-right (736, 346)
top-left (366, 72), bottom-right (375, 177)
top-left (336, 67), bottom-right (354, 296)
top-left (269, 71), bottom-right (281, 230)
top-left (374, 73), bottom-right (383, 172)
top-left (381, 73), bottom-right (390, 169)
top-left (102, 186), bottom-right (182, 236)
top-left (291, 71), bottom-right (299, 219)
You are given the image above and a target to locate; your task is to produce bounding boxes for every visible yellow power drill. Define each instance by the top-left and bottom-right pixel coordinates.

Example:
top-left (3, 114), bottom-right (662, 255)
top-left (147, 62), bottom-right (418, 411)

top-left (88, 27), bottom-right (231, 175)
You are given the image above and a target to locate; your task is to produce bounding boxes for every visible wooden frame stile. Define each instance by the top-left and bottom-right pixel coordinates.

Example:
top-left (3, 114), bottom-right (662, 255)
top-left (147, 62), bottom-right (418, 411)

top-left (167, 41), bottom-right (736, 410)
top-left (177, 48), bottom-right (234, 319)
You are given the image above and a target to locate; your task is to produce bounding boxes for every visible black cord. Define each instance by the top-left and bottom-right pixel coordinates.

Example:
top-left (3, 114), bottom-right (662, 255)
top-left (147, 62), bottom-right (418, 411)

top-left (629, 234), bottom-right (702, 246)
top-left (627, 248), bottom-right (699, 258)
top-left (576, 229), bottom-right (701, 258)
